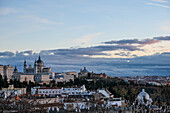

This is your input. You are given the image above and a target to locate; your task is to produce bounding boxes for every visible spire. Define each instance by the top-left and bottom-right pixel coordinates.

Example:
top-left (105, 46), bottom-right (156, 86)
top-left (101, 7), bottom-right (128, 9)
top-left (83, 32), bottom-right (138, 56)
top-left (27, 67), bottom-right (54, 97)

top-left (24, 59), bottom-right (27, 66)
top-left (14, 66), bottom-right (18, 73)
top-left (142, 89), bottom-right (145, 92)
top-left (34, 59), bottom-right (37, 66)
top-left (39, 55), bottom-right (41, 60)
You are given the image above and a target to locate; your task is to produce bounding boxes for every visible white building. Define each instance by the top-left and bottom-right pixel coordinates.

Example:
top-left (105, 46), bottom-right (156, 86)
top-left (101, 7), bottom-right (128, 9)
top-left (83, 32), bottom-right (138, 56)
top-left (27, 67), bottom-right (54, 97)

top-left (106, 98), bottom-right (125, 107)
top-left (136, 89), bottom-right (152, 106)
top-left (31, 85), bottom-right (86, 96)
top-left (97, 89), bottom-right (112, 98)
top-left (62, 85), bottom-right (86, 95)
top-left (37, 87), bottom-right (63, 96)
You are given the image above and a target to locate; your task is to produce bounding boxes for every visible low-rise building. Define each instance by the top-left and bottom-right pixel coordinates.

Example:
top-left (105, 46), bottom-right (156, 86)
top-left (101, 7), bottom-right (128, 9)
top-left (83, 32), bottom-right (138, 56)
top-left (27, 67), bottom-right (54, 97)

top-left (0, 85), bottom-right (26, 99)
top-left (54, 73), bottom-right (74, 83)
top-left (107, 98), bottom-right (125, 107)
top-left (31, 85), bottom-right (87, 96)
top-left (65, 72), bottom-right (78, 78)
top-left (91, 73), bottom-right (108, 78)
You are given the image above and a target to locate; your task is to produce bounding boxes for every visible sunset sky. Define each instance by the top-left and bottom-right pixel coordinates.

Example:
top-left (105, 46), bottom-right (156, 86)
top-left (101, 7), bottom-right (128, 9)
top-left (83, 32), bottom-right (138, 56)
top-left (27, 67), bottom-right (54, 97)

top-left (0, 0), bottom-right (170, 76)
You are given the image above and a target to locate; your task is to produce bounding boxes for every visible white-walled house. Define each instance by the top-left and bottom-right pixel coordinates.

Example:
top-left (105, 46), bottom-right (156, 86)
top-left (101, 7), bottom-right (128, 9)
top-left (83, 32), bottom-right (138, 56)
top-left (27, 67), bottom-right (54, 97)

top-left (31, 85), bottom-right (86, 96)
top-left (62, 85), bottom-right (86, 95)
top-left (106, 98), bottom-right (125, 107)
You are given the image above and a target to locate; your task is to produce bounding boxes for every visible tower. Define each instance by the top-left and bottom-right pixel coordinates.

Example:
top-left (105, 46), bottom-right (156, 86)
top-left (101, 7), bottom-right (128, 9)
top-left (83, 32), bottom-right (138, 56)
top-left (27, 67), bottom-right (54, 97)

top-left (24, 60), bottom-right (27, 73)
top-left (84, 66), bottom-right (86, 70)
top-left (34, 60), bottom-right (38, 74)
top-left (14, 66), bottom-right (18, 73)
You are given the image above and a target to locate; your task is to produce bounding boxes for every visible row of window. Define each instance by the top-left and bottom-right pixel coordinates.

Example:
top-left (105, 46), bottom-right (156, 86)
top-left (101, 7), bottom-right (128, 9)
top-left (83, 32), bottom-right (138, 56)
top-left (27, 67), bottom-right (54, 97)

top-left (38, 90), bottom-right (81, 95)
top-left (63, 88), bottom-right (81, 91)
top-left (39, 91), bottom-right (61, 94)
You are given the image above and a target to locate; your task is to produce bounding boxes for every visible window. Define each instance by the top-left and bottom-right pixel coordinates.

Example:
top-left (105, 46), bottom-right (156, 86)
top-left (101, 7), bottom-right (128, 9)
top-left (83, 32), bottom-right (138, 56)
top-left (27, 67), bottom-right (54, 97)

top-left (53, 91), bottom-right (54, 93)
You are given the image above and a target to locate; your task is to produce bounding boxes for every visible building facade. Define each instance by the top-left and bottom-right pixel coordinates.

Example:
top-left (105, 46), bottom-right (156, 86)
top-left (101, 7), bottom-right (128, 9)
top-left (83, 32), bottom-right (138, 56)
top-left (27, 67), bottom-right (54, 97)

top-left (79, 67), bottom-right (88, 77)
top-left (31, 85), bottom-right (87, 96)
top-left (0, 64), bottom-right (13, 81)
top-left (54, 73), bottom-right (74, 83)
top-left (12, 74), bottom-right (35, 82)
top-left (12, 56), bottom-right (53, 83)
top-left (23, 56), bottom-right (52, 74)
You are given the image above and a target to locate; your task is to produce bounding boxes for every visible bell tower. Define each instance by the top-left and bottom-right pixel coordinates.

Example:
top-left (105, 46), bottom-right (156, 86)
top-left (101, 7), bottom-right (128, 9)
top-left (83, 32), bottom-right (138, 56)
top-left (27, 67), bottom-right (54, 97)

top-left (34, 60), bottom-right (38, 74)
top-left (24, 60), bottom-right (27, 73)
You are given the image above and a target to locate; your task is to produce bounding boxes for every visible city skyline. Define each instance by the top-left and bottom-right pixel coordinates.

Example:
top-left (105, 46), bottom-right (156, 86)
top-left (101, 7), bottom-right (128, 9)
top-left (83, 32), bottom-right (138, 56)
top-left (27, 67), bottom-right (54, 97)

top-left (0, 0), bottom-right (170, 76)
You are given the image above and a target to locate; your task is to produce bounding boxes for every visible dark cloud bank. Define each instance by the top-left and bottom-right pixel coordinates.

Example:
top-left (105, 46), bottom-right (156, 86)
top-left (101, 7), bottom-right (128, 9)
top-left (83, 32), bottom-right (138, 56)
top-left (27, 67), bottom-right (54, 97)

top-left (0, 36), bottom-right (170, 76)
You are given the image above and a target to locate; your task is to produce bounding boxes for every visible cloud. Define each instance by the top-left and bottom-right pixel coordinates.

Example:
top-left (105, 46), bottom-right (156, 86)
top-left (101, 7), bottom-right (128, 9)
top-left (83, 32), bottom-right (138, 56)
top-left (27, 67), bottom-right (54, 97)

top-left (103, 38), bottom-right (160, 45)
top-left (115, 52), bottom-right (131, 57)
top-left (20, 15), bottom-right (64, 25)
top-left (104, 36), bottom-right (170, 46)
top-left (152, 0), bottom-right (168, 3)
top-left (71, 25), bottom-right (95, 30)
top-left (0, 36), bottom-right (170, 76)
top-left (75, 32), bottom-right (102, 44)
top-left (0, 51), bottom-right (170, 76)
top-left (147, 2), bottom-right (170, 8)
top-left (0, 8), bottom-right (16, 15)
top-left (16, 50), bottom-right (33, 56)
top-left (154, 36), bottom-right (170, 40)
top-left (0, 51), bottom-right (14, 57)
top-left (161, 26), bottom-right (170, 32)
top-left (40, 44), bottom-right (140, 58)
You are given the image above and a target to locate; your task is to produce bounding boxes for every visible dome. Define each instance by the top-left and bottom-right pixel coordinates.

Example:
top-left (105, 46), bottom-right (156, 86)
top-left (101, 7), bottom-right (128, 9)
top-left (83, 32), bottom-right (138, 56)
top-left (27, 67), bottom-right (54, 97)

top-left (136, 89), bottom-right (152, 106)
top-left (137, 89), bottom-right (150, 101)
top-left (82, 66), bottom-right (88, 73)
top-left (37, 56), bottom-right (44, 65)
top-left (14, 66), bottom-right (18, 73)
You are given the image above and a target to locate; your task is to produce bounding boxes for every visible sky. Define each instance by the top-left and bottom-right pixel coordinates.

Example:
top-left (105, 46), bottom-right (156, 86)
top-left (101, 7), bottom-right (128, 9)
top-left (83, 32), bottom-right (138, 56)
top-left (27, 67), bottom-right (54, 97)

top-left (0, 0), bottom-right (170, 76)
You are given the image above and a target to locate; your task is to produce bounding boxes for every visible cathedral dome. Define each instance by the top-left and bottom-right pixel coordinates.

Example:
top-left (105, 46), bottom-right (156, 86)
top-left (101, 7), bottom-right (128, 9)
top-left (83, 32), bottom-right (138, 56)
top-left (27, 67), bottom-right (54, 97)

top-left (37, 56), bottom-right (44, 65)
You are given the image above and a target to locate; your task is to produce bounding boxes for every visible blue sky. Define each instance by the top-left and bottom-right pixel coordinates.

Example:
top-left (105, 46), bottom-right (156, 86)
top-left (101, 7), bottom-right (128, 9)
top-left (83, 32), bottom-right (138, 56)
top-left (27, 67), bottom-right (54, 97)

top-left (0, 0), bottom-right (170, 51)
top-left (0, 0), bottom-right (170, 76)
